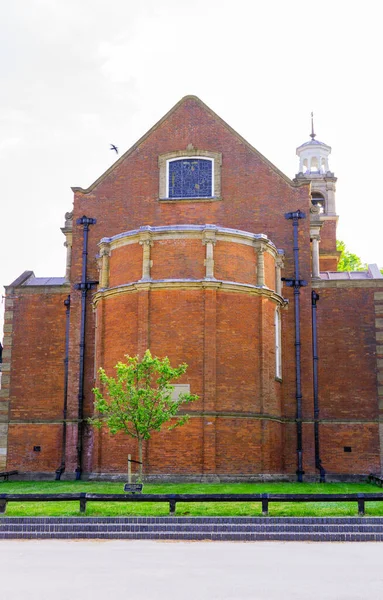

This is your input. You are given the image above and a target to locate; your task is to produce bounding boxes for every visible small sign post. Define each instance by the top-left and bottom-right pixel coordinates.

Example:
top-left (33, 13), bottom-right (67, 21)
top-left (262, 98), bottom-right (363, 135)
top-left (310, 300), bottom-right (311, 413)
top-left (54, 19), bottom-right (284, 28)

top-left (123, 483), bottom-right (143, 494)
top-left (125, 456), bottom-right (143, 493)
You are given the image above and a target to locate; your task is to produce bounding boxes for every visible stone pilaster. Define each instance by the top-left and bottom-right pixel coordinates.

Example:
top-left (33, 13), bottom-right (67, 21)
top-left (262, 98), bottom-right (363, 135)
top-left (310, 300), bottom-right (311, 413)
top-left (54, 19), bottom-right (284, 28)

top-left (98, 242), bottom-right (111, 289)
top-left (202, 283), bottom-right (219, 481)
top-left (137, 284), bottom-right (151, 357)
top-left (374, 291), bottom-right (383, 474)
top-left (202, 228), bottom-right (217, 279)
top-left (275, 252), bottom-right (285, 296)
top-left (311, 234), bottom-right (321, 279)
top-left (139, 231), bottom-right (153, 281)
top-left (64, 238), bottom-right (73, 282)
top-left (61, 211), bottom-right (73, 282)
top-left (310, 204), bottom-right (323, 280)
top-left (254, 242), bottom-right (266, 287)
top-left (324, 177), bottom-right (337, 216)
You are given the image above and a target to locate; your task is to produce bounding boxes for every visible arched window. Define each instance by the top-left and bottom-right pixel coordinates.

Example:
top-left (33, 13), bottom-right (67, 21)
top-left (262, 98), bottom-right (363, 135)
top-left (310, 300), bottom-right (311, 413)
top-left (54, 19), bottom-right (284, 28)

top-left (167, 157), bottom-right (213, 198)
top-left (311, 192), bottom-right (325, 213)
top-left (311, 157), bottom-right (319, 172)
top-left (320, 158), bottom-right (326, 173)
top-left (275, 308), bottom-right (282, 379)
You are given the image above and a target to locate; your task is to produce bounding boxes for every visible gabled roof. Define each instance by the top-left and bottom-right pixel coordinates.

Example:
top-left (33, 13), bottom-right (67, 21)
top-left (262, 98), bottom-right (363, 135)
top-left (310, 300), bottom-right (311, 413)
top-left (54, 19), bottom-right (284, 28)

top-left (72, 95), bottom-right (309, 194)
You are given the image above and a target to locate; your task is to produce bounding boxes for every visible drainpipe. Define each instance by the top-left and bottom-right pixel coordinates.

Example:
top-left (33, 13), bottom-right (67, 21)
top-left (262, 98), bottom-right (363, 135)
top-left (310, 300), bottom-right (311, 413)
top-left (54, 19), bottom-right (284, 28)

top-left (312, 290), bottom-right (326, 482)
top-left (55, 294), bottom-right (71, 480)
top-left (282, 210), bottom-right (307, 482)
top-left (75, 216), bottom-right (97, 480)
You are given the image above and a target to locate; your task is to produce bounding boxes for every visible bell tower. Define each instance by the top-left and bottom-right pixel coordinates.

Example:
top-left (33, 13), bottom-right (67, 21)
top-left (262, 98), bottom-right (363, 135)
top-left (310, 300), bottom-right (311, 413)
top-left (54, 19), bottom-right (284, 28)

top-left (295, 114), bottom-right (339, 273)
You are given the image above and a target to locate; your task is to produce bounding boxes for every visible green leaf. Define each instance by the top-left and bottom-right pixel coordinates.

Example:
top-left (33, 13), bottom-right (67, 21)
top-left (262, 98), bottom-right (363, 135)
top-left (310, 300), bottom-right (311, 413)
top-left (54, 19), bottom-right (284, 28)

top-left (336, 240), bottom-right (367, 272)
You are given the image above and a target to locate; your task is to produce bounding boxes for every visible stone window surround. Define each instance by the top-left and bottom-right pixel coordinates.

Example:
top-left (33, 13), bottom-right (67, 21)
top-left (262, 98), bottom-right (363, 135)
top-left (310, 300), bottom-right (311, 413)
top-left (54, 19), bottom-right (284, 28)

top-left (158, 148), bottom-right (222, 201)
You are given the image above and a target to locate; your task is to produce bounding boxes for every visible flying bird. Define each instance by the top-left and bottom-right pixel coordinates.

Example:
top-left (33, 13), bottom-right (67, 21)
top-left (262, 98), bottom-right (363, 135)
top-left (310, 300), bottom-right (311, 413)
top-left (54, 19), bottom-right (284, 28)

top-left (110, 144), bottom-right (118, 154)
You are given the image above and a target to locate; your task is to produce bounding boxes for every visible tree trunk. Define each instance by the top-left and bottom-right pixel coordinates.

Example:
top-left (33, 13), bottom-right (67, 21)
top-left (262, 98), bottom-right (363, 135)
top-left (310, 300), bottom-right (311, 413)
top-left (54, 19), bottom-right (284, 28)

top-left (138, 437), bottom-right (143, 482)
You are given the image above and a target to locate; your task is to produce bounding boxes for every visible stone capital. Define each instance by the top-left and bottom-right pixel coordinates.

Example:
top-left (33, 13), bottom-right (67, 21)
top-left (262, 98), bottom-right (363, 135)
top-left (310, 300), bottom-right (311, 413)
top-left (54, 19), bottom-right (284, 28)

top-left (99, 241), bottom-right (111, 257)
top-left (310, 225), bottom-right (322, 241)
top-left (309, 205), bottom-right (325, 228)
top-left (202, 229), bottom-right (217, 245)
top-left (61, 211), bottom-right (73, 236)
top-left (310, 204), bottom-right (321, 216)
top-left (253, 241), bottom-right (267, 254)
top-left (276, 251), bottom-right (285, 269)
top-left (139, 232), bottom-right (153, 247)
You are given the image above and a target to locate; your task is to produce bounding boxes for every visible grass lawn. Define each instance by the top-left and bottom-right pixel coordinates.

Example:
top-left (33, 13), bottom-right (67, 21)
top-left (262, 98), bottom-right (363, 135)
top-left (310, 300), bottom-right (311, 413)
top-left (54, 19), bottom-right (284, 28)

top-left (1, 481), bottom-right (383, 517)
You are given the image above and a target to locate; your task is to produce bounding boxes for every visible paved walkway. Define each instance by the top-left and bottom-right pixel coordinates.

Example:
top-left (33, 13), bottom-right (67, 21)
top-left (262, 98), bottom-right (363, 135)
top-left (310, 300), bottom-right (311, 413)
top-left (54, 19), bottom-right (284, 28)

top-left (1, 540), bottom-right (383, 599)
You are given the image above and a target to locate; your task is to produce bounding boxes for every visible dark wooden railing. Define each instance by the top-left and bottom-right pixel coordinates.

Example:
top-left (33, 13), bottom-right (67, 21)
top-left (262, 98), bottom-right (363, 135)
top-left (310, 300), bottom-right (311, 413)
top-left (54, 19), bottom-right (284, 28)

top-left (1, 492), bottom-right (383, 516)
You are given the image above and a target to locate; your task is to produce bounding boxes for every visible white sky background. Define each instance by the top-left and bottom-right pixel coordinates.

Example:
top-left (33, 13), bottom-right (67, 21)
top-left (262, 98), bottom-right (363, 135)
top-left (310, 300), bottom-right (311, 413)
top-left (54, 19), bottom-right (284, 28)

top-left (1, 0), bottom-right (382, 330)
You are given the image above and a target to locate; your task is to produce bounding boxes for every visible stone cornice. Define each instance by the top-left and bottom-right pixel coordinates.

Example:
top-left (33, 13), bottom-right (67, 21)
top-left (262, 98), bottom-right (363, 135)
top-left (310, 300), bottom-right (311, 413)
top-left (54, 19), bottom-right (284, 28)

top-left (314, 279), bottom-right (383, 289)
top-left (319, 251), bottom-right (342, 260)
top-left (100, 224), bottom-right (279, 258)
top-left (4, 283), bottom-right (70, 295)
top-left (318, 215), bottom-right (339, 221)
top-left (7, 414), bottom-right (382, 425)
top-left (93, 279), bottom-right (287, 307)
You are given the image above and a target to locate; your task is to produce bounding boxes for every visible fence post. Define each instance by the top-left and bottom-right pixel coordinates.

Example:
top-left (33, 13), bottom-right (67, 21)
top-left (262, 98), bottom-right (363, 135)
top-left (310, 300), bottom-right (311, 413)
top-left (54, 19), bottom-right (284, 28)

top-left (80, 493), bottom-right (87, 513)
top-left (357, 494), bottom-right (365, 517)
top-left (0, 495), bottom-right (7, 514)
top-left (261, 494), bottom-right (269, 516)
top-left (169, 498), bottom-right (176, 516)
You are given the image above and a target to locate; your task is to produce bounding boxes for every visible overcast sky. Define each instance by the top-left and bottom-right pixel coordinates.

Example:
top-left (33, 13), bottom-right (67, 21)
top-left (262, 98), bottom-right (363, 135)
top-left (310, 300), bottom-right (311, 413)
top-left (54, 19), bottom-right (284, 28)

top-left (1, 0), bottom-right (382, 329)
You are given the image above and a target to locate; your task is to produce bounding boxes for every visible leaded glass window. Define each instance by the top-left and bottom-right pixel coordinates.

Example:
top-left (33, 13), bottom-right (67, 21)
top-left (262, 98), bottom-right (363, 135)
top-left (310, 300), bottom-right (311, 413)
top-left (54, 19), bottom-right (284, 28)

top-left (168, 158), bottom-right (213, 198)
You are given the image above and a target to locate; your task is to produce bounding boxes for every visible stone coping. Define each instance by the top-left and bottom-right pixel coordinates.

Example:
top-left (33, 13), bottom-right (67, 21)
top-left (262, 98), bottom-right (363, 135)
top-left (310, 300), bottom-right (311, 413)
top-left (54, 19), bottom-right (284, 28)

top-left (99, 224), bottom-right (278, 255)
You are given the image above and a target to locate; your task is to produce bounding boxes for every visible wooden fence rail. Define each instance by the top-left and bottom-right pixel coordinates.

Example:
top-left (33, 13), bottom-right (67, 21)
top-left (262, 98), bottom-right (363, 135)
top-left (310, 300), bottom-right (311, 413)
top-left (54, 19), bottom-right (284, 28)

top-left (1, 492), bottom-right (383, 516)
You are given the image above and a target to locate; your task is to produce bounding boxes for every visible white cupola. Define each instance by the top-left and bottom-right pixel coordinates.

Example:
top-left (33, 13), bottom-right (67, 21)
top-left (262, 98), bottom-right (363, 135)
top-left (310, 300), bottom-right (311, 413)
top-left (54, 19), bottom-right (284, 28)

top-left (296, 113), bottom-right (333, 176)
top-left (295, 114), bottom-right (337, 217)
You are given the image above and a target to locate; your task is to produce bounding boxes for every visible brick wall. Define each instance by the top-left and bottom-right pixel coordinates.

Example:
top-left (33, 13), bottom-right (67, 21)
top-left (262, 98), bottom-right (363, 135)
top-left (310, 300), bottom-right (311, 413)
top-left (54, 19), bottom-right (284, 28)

top-left (108, 243), bottom-right (142, 287)
top-left (5, 288), bottom-right (68, 472)
top-left (151, 239), bottom-right (205, 280)
top-left (214, 242), bottom-right (255, 284)
top-left (311, 283), bottom-right (382, 475)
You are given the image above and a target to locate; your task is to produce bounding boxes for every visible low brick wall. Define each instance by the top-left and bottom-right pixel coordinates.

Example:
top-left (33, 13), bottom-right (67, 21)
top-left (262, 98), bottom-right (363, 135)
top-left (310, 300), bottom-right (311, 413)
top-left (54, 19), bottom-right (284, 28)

top-left (1, 517), bottom-right (383, 541)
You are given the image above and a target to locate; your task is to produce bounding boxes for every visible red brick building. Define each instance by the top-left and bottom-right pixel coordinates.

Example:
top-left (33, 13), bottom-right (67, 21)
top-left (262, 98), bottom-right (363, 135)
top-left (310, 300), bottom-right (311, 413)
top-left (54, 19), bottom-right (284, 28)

top-left (1, 96), bottom-right (383, 481)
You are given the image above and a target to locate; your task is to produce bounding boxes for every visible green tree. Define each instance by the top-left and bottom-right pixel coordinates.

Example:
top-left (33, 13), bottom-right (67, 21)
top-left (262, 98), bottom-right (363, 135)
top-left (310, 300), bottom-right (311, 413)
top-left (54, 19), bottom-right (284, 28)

top-left (336, 240), bottom-right (367, 272)
top-left (91, 350), bottom-right (197, 481)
